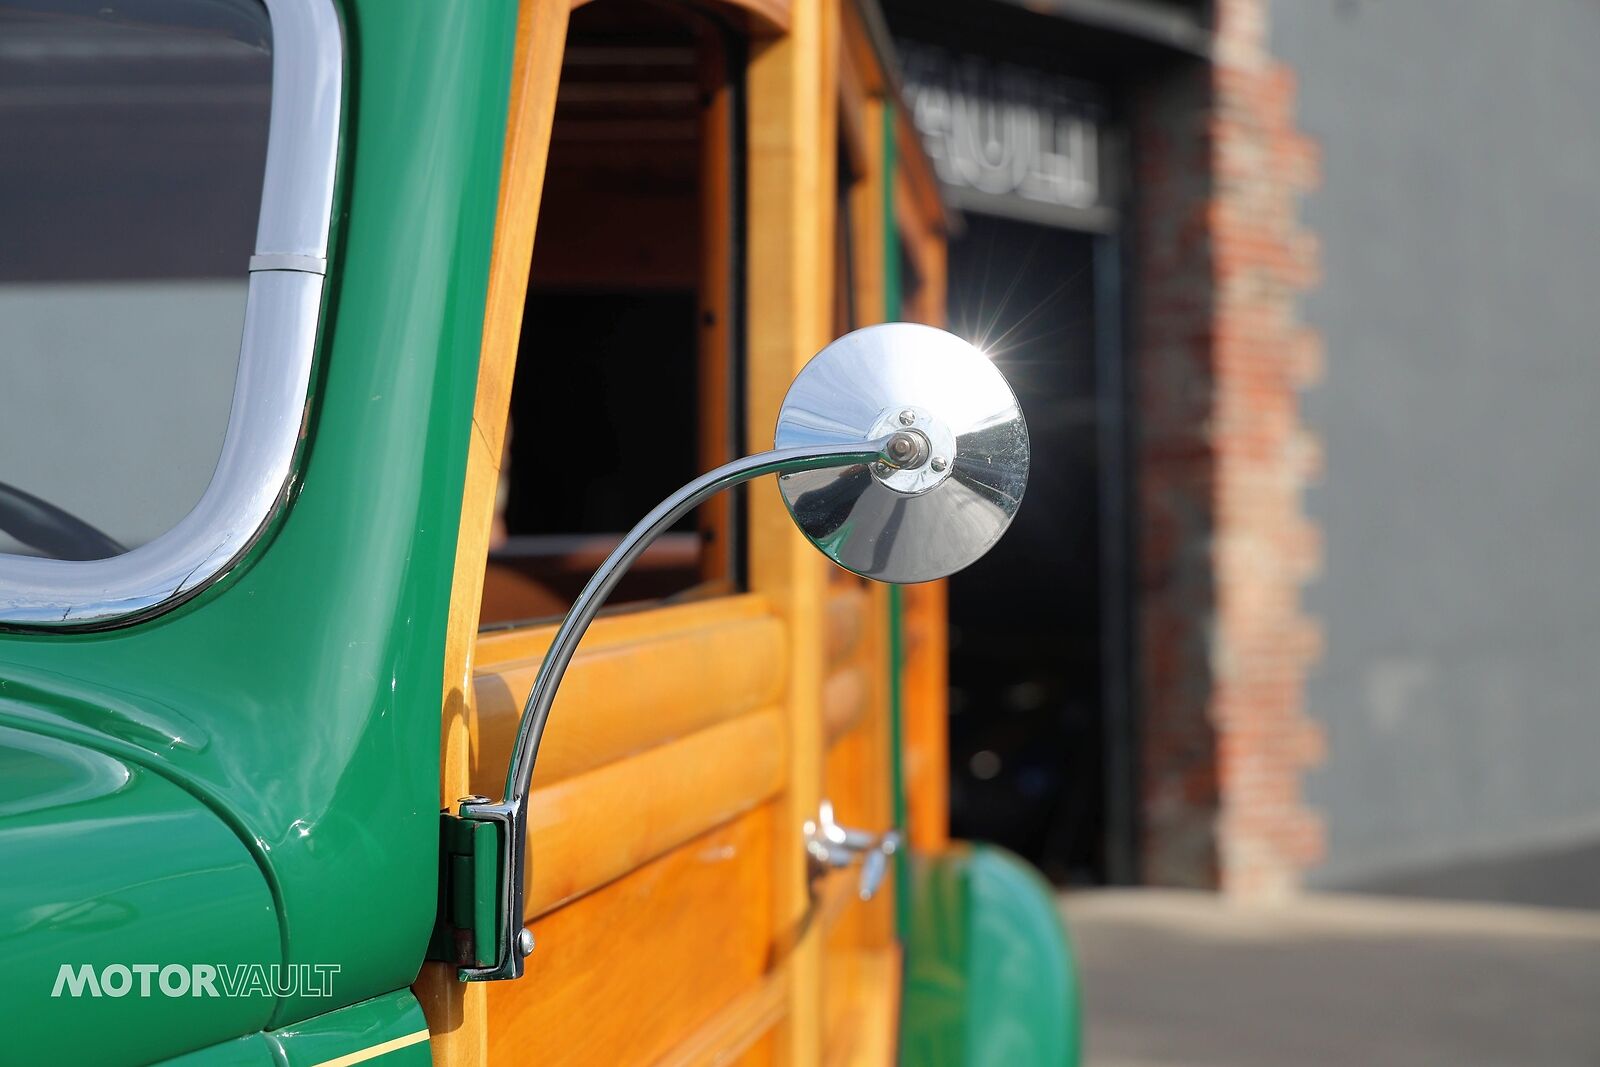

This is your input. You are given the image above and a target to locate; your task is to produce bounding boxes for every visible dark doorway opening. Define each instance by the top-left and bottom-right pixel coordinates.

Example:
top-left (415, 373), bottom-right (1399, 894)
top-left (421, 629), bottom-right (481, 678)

top-left (944, 214), bottom-right (1133, 886)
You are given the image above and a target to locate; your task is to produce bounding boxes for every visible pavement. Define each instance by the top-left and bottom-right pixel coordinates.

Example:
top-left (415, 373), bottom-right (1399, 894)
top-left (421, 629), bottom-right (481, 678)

top-left (1060, 890), bottom-right (1600, 1067)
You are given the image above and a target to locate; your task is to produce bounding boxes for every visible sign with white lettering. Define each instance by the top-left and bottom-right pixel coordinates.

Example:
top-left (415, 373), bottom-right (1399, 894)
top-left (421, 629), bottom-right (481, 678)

top-left (897, 41), bottom-right (1114, 231)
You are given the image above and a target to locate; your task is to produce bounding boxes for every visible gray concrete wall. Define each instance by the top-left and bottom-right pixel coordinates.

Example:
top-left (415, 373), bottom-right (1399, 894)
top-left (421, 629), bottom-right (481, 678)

top-left (1270, 0), bottom-right (1600, 896)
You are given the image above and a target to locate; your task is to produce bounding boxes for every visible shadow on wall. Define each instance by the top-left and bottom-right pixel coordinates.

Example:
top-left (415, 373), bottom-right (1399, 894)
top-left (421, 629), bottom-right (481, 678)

top-left (1330, 835), bottom-right (1600, 912)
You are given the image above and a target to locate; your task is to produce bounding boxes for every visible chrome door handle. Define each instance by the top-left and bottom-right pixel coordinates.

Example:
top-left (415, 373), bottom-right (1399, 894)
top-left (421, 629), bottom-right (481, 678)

top-left (803, 799), bottom-right (902, 901)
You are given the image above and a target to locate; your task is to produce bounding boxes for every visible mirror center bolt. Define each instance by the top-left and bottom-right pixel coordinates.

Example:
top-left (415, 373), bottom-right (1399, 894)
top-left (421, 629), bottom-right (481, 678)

top-left (868, 406), bottom-right (957, 495)
top-left (883, 429), bottom-right (930, 470)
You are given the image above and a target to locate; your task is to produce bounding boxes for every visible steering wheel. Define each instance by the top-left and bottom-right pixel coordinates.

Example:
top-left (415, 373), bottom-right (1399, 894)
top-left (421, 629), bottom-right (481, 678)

top-left (0, 480), bottom-right (126, 561)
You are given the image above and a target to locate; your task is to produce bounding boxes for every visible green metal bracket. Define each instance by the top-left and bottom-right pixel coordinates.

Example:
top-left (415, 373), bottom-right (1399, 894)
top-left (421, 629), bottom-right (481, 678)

top-left (426, 812), bottom-right (502, 971)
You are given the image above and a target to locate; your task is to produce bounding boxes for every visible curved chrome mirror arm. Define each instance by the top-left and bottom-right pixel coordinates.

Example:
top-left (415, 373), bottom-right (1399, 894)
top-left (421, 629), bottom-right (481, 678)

top-left (456, 436), bottom-right (900, 981)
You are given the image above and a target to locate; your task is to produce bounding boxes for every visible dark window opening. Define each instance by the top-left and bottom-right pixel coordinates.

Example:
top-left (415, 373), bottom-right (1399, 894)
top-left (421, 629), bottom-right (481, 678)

top-left (481, 0), bottom-right (744, 629)
top-left (834, 138), bottom-right (859, 337)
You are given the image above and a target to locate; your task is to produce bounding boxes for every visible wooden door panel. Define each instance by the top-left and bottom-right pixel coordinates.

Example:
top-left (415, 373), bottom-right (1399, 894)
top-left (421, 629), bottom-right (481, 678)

top-left (821, 949), bottom-right (900, 1067)
top-left (824, 584), bottom-right (870, 666)
top-left (488, 807), bottom-right (774, 1066)
top-left (819, 577), bottom-right (896, 1060)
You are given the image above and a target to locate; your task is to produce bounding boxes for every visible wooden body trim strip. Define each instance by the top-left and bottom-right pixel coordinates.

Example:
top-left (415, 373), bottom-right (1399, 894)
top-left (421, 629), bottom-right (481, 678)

top-left (417, 0), bottom-right (571, 1060)
top-left (523, 710), bottom-right (787, 919)
top-left (471, 602), bottom-right (786, 792)
top-left (571, 0), bottom-right (790, 36)
top-left (649, 965), bottom-right (791, 1067)
top-left (309, 1030), bottom-right (431, 1067)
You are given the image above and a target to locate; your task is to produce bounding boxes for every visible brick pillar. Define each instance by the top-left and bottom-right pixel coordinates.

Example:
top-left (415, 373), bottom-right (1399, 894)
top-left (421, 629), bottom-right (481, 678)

top-left (1135, 0), bottom-right (1325, 899)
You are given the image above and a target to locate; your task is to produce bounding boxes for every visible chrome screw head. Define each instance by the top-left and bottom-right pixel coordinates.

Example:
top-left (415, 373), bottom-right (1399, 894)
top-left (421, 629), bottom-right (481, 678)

top-left (930, 456), bottom-right (949, 473)
top-left (898, 409), bottom-right (917, 426)
top-left (516, 928), bottom-right (535, 957)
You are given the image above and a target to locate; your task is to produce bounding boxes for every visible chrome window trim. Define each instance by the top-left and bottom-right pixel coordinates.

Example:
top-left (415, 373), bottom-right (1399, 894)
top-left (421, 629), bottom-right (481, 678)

top-left (0, 0), bottom-right (342, 630)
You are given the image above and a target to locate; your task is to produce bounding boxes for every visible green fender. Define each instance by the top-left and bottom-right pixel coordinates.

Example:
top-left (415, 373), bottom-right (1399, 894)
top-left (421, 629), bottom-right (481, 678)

top-left (902, 843), bottom-right (1082, 1067)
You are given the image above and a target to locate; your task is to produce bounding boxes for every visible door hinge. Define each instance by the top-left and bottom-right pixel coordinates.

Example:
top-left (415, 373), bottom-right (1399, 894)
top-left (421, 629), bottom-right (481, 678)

top-left (426, 807), bottom-right (505, 971)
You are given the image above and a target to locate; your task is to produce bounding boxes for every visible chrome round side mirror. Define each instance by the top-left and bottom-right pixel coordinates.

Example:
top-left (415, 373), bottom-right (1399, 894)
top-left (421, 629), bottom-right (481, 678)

top-left (452, 322), bottom-right (1028, 982)
top-left (775, 323), bottom-right (1029, 584)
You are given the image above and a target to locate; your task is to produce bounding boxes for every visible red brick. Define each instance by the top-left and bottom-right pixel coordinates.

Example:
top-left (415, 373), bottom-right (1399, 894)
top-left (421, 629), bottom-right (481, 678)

top-left (1134, 0), bottom-right (1323, 901)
